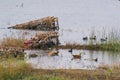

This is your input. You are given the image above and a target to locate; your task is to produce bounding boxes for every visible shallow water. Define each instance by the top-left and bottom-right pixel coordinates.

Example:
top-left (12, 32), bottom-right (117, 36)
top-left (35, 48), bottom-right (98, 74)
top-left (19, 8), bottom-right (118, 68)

top-left (25, 49), bottom-right (120, 69)
top-left (1, 0), bottom-right (120, 69)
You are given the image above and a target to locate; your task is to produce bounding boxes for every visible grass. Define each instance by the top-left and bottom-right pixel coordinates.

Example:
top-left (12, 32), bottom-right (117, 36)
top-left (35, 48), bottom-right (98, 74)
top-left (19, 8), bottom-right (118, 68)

top-left (1, 37), bottom-right (25, 48)
top-left (0, 58), bottom-right (63, 80)
top-left (100, 28), bottom-right (120, 51)
top-left (57, 43), bottom-right (101, 50)
top-left (0, 58), bottom-right (32, 80)
top-left (0, 58), bottom-right (120, 80)
top-left (0, 31), bottom-right (26, 48)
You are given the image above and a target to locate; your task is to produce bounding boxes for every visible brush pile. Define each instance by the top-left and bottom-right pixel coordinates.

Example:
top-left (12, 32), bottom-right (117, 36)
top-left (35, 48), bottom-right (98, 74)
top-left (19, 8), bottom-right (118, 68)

top-left (8, 16), bottom-right (59, 31)
top-left (24, 31), bottom-right (59, 49)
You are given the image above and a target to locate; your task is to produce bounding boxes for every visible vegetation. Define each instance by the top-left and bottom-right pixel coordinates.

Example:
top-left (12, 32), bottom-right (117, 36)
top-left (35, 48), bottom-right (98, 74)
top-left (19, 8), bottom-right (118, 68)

top-left (0, 58), bottom-right (120, 80)
top-left (0, 31), bottom-right (26, 48)
top-left (100, 29), bottom-right (120, 51)
top-left (0, 28), bottom-right (120, 80)
top-left (1, 37), bottom-right (25, 48)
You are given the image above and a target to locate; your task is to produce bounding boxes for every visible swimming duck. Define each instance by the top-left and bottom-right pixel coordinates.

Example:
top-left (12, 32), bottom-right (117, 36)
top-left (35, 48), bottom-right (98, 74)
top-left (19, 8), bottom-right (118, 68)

top-left (48, 50), bottom-right (59, 56)
top-left (90, 36), bottom-right (96, 40)
top-left (68, 48), bottom-right (73, 53)
top-left (92, 58), bottom-right (98, 62)
top-left (83, 36), bottom-right (88, 40)
top-left (100, 37), bottom-right (107, 42)
top-left (71, 53), bottom-right (81, 60)
top-left (29, 54), bottom-right (38, 58)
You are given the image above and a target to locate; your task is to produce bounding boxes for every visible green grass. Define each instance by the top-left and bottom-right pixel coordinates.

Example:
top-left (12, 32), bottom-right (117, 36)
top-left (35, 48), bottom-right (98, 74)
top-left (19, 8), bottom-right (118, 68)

top-left (100, 28), bottom-right (120, 51)
top-left (0, 58), bottom-right (31, 80)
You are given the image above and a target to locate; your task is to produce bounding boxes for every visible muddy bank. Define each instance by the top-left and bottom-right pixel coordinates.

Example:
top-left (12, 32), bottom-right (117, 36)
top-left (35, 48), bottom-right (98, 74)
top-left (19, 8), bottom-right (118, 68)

top-left (57, 44), bottom-right (101, 50)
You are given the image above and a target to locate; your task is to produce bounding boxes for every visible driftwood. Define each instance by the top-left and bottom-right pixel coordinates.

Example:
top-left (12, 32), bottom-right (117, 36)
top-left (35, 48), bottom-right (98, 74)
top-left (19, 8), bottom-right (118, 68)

top-left (8, 16), bottom-right (59, 31)
top-left (24, 31), bottom-right (60, 49)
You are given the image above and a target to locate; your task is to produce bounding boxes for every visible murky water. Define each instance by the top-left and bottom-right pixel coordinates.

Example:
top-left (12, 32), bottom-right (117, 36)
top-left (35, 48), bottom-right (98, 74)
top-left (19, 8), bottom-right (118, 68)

top-left (25, 49), bottom-right (120, 69)
top-left (1, 0), bottom-right (120, 69)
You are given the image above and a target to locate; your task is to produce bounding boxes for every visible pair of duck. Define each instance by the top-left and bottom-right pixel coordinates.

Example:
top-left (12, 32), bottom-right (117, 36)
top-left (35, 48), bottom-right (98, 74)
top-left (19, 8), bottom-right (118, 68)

top-left (83, 36), bottom-right (96, 41)
top-left (48, 48), bottom-right (81, 58)
top-left (48, 48), bottom-right (81, 60)
top-left (68, 48), bottom-right (81, 60)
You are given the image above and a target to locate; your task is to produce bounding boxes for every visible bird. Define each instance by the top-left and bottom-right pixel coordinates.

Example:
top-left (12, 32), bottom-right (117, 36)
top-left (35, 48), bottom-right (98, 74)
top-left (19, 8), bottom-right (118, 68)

top-left (29, 54), bottom-right (38, 58)
top-left (68, 48), bottom-right (73, 53)
top-left (48, 50), bottom-right (59, 56)
top-left (92, 58), bottom-right (98, 62)
top-left (83, 36), bottom-right (88, 40)
top-left (100, 37), bottom-right (107, 42)
top-left (89, 36), bottom-right (96, 40)
top-left (71, 53), bottom-right (81, 60)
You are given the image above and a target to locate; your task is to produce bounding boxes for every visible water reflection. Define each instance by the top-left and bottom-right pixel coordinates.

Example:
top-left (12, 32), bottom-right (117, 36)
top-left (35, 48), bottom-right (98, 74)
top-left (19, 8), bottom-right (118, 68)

top-left (25, 49), bottom-right (120, 69)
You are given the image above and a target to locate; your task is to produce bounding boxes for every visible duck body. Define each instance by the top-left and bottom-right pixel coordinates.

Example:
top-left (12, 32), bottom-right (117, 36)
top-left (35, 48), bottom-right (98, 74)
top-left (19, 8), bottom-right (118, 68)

top-left (83, 36), bottom-right (88, 40)
top-left (29, 54), bottom-right (38, 58)
top-left (71, 53), bottom-right (81, 60)
top-left (72, 54), bottom-right (81, 59)
top-left (68, 48), bottom-right (73, 53)
top-left (100, 37), bottom-right (107, 42)
top-left (92, 58), bottom-right (98, 62)
top-left (90, 36), bottom-right (96, 40)
top-left (49, 51), bottom-right (59, 56)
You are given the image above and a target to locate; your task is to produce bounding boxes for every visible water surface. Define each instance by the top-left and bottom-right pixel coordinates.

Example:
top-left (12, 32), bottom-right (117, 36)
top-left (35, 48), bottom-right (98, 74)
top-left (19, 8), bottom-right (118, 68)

top-left (25, 49), bottom-right (120, 69)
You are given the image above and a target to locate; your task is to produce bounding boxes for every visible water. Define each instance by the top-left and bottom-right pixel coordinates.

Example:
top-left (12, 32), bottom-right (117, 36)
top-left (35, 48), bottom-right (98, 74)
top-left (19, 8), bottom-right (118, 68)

top-left (0, 0), bottom-right (120, 44)
top-left (25, 49), bottom-right (120, 69)
top-left (1, 0), bottom-right (120, 69)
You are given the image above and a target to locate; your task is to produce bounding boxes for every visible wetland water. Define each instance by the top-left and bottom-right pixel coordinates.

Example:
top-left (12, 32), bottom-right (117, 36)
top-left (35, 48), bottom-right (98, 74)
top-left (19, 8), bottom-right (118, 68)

top-left (1, 0), bottom-right (120, 69)
top-left (25, 49), bottom-right (120, 69)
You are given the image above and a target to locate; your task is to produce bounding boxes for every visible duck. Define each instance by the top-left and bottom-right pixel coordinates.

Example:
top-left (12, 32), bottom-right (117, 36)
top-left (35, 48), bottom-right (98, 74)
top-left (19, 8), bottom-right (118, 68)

top-left (71, 53), bottom-right (81, 60)
top-left (48, 50), bottom-right (59, 56)
top-left (100, 37), bottom-right (107, 42)
top-left (89, 36), bottom-right (96, 40)
top-left (68, 48), bottom-right (73, 53)
top-left (29, 54), bottom-right (38, 58)
top-left (92, 58), bottom-right (98, 62)
top-left (83, 36), bottom-right (88, 40)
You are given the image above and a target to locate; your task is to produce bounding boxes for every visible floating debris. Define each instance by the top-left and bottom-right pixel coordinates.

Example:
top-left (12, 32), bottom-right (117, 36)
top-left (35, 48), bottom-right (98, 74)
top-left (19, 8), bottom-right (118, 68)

top-left (8, 16), bottom-right (59, 31)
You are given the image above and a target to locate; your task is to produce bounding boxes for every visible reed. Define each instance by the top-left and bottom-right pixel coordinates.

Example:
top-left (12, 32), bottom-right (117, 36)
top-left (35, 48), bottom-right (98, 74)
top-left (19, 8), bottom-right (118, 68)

top-left (100, 28), bottom-right (120, 51)
top-left (0, 31), bottom-right (26, 48)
